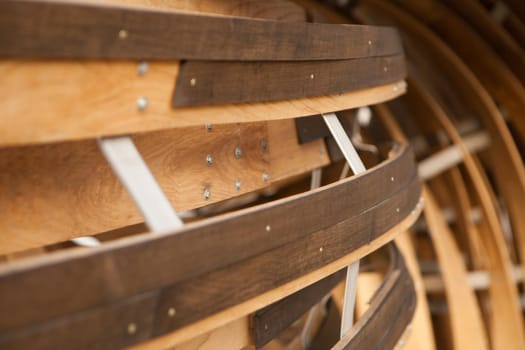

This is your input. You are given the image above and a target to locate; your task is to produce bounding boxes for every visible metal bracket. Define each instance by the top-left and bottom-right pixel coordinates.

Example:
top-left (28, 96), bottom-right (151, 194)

top-left (98, 136), bottom-right (183, 233)
top-left (322, 112), bottom-right (367, 338)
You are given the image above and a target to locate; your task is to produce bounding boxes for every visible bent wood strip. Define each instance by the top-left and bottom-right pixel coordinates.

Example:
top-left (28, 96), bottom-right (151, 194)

top-left (0, 57), bottom-right (406, 146)
top-left (0, 120), bottom-right (330, 255)
top-left (0, 145), bottom-right (417, 332)
top-left (252, 270), bottom-right (345, 348)
top-left (173, 55), bottom-right (405, 106)
top-left (373, 103), bottom-right (437, 350)
top-left (0, 0), bottom-right (402, 60)
top-left (442, 0), bottom-right (525, 85)
top-left (0, 179), bottom-right (421, 350)
top-left (131, 201), bottom-right (423, 350)
top-left (354, 2), bottom-right (525, 348)
top-left (394, 0), bottom-right (525, 142)
top-left (332, 243), bottom-right (416, 350)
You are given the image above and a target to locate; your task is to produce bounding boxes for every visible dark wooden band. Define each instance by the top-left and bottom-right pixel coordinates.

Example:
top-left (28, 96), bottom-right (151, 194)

top-left (0, 177), bottom-right (420, 350)
top-left (0, 0), bottom-right (402, 61)
top-left (173, 55), bottom-right (405, 106)
top-left (332, 243), bottom-right (416, 350)
top-left (0, 145), bottom-right (418, 346)
top-left (253, 270), bottom-right (345, 348)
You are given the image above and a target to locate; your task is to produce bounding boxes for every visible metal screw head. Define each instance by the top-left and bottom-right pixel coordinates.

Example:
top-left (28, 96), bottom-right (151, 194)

top-left (168, 308), bottom-right (176, 317)
top-left (203, 188), bottom-right (211, 200)
top-left (127, 323), bottom-right (137, 334)
top-left (137, 61), bottom-right (149, 76)
top-left (190, 78), bottom-right (197, 87)
top-left (235, 180), bottom-right (242, 191)
top-left (118, 29), bottom-right (128, 39)
top-left (136, 96), bottom-right (148, 111)
top-left (368, 40), bottom-right (372, 45)
top-left (205, 123), bottom-right (212, 132)
top-left (390, 176), bottom-right (395, 182)
top-left (234, 147), bottom-right (242, 159)
top-left (310, 73), bottom-right (315, 80)
top-left (396, 207), bottom-right (400, 213)
top-left (206, 154), bottom-right (213, 166)
top-left (265, 225), bottom-right (271, 232)
top-left (262, 171), bottom-right (269, 183)
top-left (260, 139), bottom-right (268, 152)
top-left (384, 66), bottom-right (388, 72)
top-left (319, 247), bottom-right (323, 252)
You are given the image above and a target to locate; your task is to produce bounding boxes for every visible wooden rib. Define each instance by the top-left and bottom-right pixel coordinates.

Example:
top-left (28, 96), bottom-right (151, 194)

top-left (0, 120), bottom-right (329, 255)
top-left (394, 0), bottom-right (525, 142)
top-left (172, 55), bottom-right (405, 106)
top-left (0, 145), bottom-right (418, 330)
top-left (331, 244), bottom-right (416, 350)
top-left (0, 195), bottom-right (424, 350)
top-left (0, 0), bottom-right (402, 60)
top-left (252, 270), bottom-right (345, 348)
top-left (422, 188), bottom-right (489, 350)
top-left (372, 103), bottom-right (445, 350)
top-left (0, 58), bottom-right (406, 146)
top-left (442, 0), bottom-right (525, 85)
top-left (353, 5), bottom-right (525, 346)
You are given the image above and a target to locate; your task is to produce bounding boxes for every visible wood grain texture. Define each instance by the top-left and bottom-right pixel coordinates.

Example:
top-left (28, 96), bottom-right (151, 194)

top-left (0, 57), bottom-right (406, 146)
top-left (0, 0), bottom-right (402, 60)
top-left (173, 55), bottom-right (406, 106)
top-left (131, 198), bottom-right (423, 350)
top-left (0, 120), bottom-right (329, 254)
top-left (0, 176), bottom-right (421, 350)
top-left (332, 244), bottom-right (416, 350)
top-left (252, 270), bottom-right (345, 348)
top-left (0, 145), bottom-right (417, 332)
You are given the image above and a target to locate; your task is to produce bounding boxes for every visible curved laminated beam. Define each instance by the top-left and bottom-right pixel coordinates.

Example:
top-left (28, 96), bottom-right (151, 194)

top-left (0, 58), bottom-right (406, 146)
top-left (0, 144), bottom-right (421, 349)
top-left (353, 1), bottom-right (525, 349)
top-left (0, 0), bottom-right (402, 61)
top-left (331, 243), bottom-right (416, 350)
top-left (393, 0), bottom-right (525, 142)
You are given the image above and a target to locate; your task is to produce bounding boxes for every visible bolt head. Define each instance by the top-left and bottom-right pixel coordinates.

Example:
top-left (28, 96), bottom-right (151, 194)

top-left (205, 123), bottom-right (212, 132)
top-left (234, 147), bottom-right (242, 159)
top-left (136, 96), bottom-right (148, 111)
top-left (190, 78), bottom-right (197, 87)
top-left (235, 180), bottom-right (241, 191)
top-left (206, 154), bottom-right (213, 166)
top-left (137, 61), bottom-right (149, 76)
top-left (127, 323), bottom-right (137, 334)
top-left (262, 172), bottom-right (269, 183)
top-left (203, 188), bottom-right (211, 200)
top-left (118, 29), bottom-right (128, 39)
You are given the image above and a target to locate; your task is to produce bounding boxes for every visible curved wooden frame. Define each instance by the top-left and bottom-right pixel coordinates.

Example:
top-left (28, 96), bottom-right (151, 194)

top-left (0, 144), bottom-right (421, 349)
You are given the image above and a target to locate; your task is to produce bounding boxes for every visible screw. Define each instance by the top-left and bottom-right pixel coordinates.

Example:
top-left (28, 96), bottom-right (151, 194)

top-left (234, 147), bottom-right (242, 159)
top-left (235, 180), bottom-right (242, 191)
top-left (266, 225), bottom-right (271, 232)
top-left (168, 308), bottom-right (176, 317)
top-left (190, 78), bottom-right (197, 87)
top-left (384, 66), bottom-right (388, 72)
top-left (136, 96), bottom-right (148, 111)
top-left (368, 40), bottom-right (372, 45)
top-left (206, 154), bottom-right (213, 166)
top-left (203, 188), bottom-right (211, 200)
top-left (205, 123), bottom-right (212, 132)
top-left (260, 139), bottom-right (268, 152)
top-left (310, 73), bottom-right (315, 80)
top-left (391, 176), bottom-right (395, 182)
top-left (396, 208), bottom-right (400, 213)
top-left (262, 172), bottom-right (269, 183)
top-left (118, 29), bottom-right (128, 39)
top-left (319, 247), bottom-right (323, 252)
top-left (127, 323), bottom-right (137, 334)
top-left (137, 61), bottom-right (148, 76)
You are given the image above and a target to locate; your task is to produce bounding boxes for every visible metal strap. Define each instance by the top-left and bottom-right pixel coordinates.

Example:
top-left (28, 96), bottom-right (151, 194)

top-left (322, 112), bottom-right (367, 338)
top-left (98, 136), bottom-right (183, 232)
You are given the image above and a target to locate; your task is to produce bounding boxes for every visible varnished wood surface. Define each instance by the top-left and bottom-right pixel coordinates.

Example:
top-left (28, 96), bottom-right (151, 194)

top-left (331, 244), bottom-right (416, 350)
top-left (0, 0), bottom-right (402, 61)
top-left (173, 55), bottom-right (405, 106)
top-left (0, 120), bottom-right (329, 255)
top-left (0, 145), bottom-right (420, 349)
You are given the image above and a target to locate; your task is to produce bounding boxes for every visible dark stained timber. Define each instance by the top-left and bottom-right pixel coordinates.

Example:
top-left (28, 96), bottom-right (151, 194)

top-left (173, 55), bottom-right (406, 106)
top-left (332, 243), bottom-right (416, 350)
top-left (0, 145), bottom-right (420, 349)
top-left (0, 0), bottom-right (402, 61)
